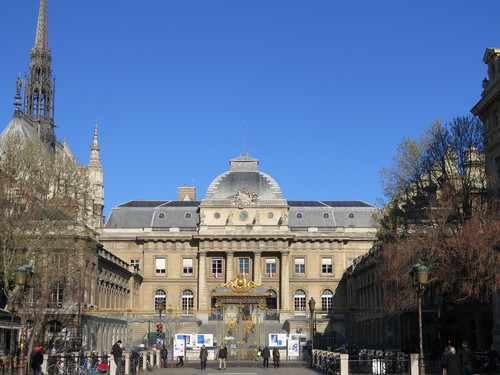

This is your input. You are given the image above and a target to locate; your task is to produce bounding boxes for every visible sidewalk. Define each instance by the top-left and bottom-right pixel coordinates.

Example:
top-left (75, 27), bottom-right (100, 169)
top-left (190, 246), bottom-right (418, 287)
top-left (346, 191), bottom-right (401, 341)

top-left (152, 361), bottom-right (317, 375)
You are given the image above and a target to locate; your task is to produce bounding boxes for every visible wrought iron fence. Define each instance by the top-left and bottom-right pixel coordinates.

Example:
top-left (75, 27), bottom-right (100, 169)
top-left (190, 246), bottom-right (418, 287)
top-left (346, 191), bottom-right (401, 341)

top-left (349, 351), bottom-right (409, 375)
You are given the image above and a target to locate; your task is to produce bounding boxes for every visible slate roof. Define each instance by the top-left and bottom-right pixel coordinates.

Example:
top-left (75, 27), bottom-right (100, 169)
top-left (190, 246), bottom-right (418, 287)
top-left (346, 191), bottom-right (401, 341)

top-left (105, 199), bottom-right (377, 229)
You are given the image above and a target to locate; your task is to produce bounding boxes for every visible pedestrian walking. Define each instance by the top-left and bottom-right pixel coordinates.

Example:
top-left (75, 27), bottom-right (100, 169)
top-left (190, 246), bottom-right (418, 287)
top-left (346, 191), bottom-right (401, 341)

top-left (459, 341), bottom-right (473, 375)
top-left (272, 348), bottom-right (280, 368)
top-left (30, 346), bottom-right (44, 375)
top-left (160, 345), bottom-right (168, 368)
top-left (112, 340), bottom-right (123, 375)
top-left (217, 345), bottom-right (228, 370)
top-left (261, 346), bottom-right (270, 368)
top-left (444, 347), bottom-right (461, 375)
top-left (199, 344), bottom-right (208, 370)
top-left (442, 345), bottom-right (452, 375)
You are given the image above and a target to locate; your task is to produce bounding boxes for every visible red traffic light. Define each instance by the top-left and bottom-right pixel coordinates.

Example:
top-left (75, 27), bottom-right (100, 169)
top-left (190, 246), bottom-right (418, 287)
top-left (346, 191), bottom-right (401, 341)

top-left (157, 324), bottom-right (163, 330)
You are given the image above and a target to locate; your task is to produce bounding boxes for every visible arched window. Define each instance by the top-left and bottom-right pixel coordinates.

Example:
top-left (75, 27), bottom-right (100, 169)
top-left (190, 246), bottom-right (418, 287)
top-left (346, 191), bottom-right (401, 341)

top-left (154, 289), bottom-right (166, 311)
top-left (181, 290), bottom-right (194, 314)
top-left (322, 289), bottom-right (333, 311)
top-left (294, 289), bottom-right (306, 311)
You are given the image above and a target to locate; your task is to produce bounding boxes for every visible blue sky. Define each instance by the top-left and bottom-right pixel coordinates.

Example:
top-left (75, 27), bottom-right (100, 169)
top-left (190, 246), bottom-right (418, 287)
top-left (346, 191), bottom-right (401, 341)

top-left (1, 1), bottom-right (499, 219)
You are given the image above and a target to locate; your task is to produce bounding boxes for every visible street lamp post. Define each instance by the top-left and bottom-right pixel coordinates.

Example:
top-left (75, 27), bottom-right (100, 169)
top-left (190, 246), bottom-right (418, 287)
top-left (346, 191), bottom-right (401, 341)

top-left (411, 263), bottom-right (429, 375)
top-left (308, 297), bottom-right (316, 368)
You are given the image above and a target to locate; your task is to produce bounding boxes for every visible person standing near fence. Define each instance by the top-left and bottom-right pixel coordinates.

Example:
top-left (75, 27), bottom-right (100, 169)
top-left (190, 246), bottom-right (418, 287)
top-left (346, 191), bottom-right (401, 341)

top-left (200, 345), bottom-right (208, 370)
top-left (217, 345), bottom-right (228, 370)
top-left (112, 340), bottom-right (123, 375)
top-left (272, 348), bottom-right (280, 368)
top-left (261, 346), bottom-right (270, 368)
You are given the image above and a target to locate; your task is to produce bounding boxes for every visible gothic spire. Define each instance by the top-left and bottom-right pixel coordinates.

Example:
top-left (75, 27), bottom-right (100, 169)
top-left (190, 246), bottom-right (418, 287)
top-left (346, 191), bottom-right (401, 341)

top-left (33, 0), bottom-right (50, 55)
top-left (23, 0), bottom-right (56, 149)
top-left (87, 122), bottom-right (104, 230)
top-left (89, 122), bottom-right (101, 167)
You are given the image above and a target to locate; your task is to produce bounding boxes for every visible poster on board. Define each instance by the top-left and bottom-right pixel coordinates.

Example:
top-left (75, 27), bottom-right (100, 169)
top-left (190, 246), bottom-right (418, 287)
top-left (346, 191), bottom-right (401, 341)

top-left (269, 333), bottom-right (287, 347)
top-left (175, 334), bottom-right (192, 346)
top-left (288, 340), bottom-right (300, 357)
top-left (173, 339), bottom-right (185, 356)
top-left (195, 334), bottom-right (214, 347)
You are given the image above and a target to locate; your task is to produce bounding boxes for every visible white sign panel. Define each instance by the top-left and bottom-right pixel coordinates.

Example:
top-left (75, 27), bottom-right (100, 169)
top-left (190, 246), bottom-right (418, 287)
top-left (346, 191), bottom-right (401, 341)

top-left (173, 339), bottom-right (185, 356)
top-left (175, 334), bottom-right (193, 346)
top-left (195, 334), bottom-right (214, 347)
top-left (288, 340), bottom-right (300, 357)
top-left (269, 333), bottom-right (287, 347)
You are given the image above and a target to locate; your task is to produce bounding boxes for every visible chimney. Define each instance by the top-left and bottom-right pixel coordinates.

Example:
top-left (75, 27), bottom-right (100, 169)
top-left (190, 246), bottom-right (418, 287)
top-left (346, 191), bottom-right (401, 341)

top-left (178, 186), bottom-right (196, 201)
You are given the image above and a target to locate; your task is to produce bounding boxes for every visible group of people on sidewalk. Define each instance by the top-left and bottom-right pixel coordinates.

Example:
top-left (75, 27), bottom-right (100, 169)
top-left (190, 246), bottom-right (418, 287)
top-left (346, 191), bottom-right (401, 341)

top-left (200, 344), bottom-right (282, 370)
top-left (257, 346), bottom-right (280, 368)
top-left (440, 340), bottom-right (496, 375)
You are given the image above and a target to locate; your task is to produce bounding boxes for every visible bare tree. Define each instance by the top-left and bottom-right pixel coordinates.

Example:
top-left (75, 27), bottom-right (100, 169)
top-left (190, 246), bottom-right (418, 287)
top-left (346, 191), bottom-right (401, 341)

top-left (377, 115), bottom-right (498, 309)
top-left (0, 134), bottom-right (95, 349)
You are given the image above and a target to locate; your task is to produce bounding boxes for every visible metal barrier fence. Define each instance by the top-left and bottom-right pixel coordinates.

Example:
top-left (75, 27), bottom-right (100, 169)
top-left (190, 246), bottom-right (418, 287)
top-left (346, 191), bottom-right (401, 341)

top-left (312, 350), bottom-right (412, 375)
top-left (349, 352), bottom-right (409, 375)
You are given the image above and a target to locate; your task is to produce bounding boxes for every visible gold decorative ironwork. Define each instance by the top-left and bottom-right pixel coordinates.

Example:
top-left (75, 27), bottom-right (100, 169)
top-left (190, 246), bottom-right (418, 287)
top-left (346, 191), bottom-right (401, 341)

top-left (227, 316), bottom-right (237, 334)
top-left (218, 273), bottom-right (262, 293)
top-left (244, 315), bottom-right (255, 334)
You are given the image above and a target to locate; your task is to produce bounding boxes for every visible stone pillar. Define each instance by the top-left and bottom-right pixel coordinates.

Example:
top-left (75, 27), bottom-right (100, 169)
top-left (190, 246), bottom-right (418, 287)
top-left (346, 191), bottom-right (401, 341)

top-left (198, 251), bottom-right (207, 310)
top-left (340, 354), bottom-right (348, 375)
top-left (281, 251), bottom-right (290, 310)
top-left (254, 251), bottom-right (262, 284)
top-left (226, 251), bottom-right (234, 281)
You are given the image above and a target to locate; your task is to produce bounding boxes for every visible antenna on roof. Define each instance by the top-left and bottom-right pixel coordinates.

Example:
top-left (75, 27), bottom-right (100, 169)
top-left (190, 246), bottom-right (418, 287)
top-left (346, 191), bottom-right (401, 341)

top-left (241, 120), bottom-right (248, 157)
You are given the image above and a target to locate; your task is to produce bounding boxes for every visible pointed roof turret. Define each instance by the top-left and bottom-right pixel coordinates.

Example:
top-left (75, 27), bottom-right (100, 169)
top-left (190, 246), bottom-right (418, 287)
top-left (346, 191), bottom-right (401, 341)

top-left (89, 123), bottom-right (101, 167)
top-left (32, 0), bottom-right (50, 56)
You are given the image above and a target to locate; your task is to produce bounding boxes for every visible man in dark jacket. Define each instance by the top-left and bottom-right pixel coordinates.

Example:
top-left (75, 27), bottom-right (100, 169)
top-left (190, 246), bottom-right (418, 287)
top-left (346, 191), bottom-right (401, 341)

top-left (199, 345), bottom-right (208, 370)
top-left (160, 345), bottom-right (168, 368)
top-left (459, 341), bottom-right (473, 375)
top-left (217, 345), bottom-right (228, 370)
top-left (112, 340), bottom-right (123, 375)
top-left (261, 346), bottom-right (270, 368)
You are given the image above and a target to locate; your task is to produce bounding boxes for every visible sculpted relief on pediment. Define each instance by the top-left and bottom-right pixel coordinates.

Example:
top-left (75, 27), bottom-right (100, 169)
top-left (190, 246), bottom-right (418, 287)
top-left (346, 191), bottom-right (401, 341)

top-left (230, 189), bottom-right (259, 207)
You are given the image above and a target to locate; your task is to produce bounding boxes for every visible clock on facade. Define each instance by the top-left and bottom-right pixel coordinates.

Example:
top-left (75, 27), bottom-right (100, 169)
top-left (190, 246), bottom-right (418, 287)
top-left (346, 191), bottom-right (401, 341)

top-left (239, 210), bottom-right (249, 221)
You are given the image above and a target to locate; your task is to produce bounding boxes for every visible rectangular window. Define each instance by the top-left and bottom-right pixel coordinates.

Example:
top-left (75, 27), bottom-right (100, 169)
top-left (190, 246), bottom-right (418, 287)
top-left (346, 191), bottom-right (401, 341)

top-left (182, 258), bottom-right (193, 275)
top-left (347, 258), bottom-right (355, 267)
top-left (322, 258), bottom-right (332, 274)
top-left (155, 257), bottom-right (166, 275)
top-left (294, 257), bottom-right (305, 274)
top-left (239, 258), bottom-right (250, 276)
top-left (130, 258), bottom-right (140, 270)
top-left (266, 258), bottom-right (277, 277)
top-left (51, 284), bottom-right (63, 307)
top-left (212, 259), bottom-right (222, 279)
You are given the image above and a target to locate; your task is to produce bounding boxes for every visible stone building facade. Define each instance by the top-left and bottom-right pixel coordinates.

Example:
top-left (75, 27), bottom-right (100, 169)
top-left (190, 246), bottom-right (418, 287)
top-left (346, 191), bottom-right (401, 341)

top-left (471, 47), bottom-right (500, 352)
top-left (101, 155), bottom-right (378, 350)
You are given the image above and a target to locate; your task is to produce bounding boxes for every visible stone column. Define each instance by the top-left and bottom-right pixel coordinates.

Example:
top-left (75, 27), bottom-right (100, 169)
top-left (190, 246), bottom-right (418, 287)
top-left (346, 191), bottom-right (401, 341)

top-left (281, 251), bottom-right (290, 310)
top-left (254, 251), bottom-right (262, 284)
top-left (198, 251), bottom-right (207, 310)
top-left (226, 251), bottom-right (234, 281)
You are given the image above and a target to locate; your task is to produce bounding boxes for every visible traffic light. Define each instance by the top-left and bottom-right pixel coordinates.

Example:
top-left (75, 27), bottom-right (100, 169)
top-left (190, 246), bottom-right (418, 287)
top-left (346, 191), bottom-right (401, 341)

top-left (156, 324), bottom-right (163, 338)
